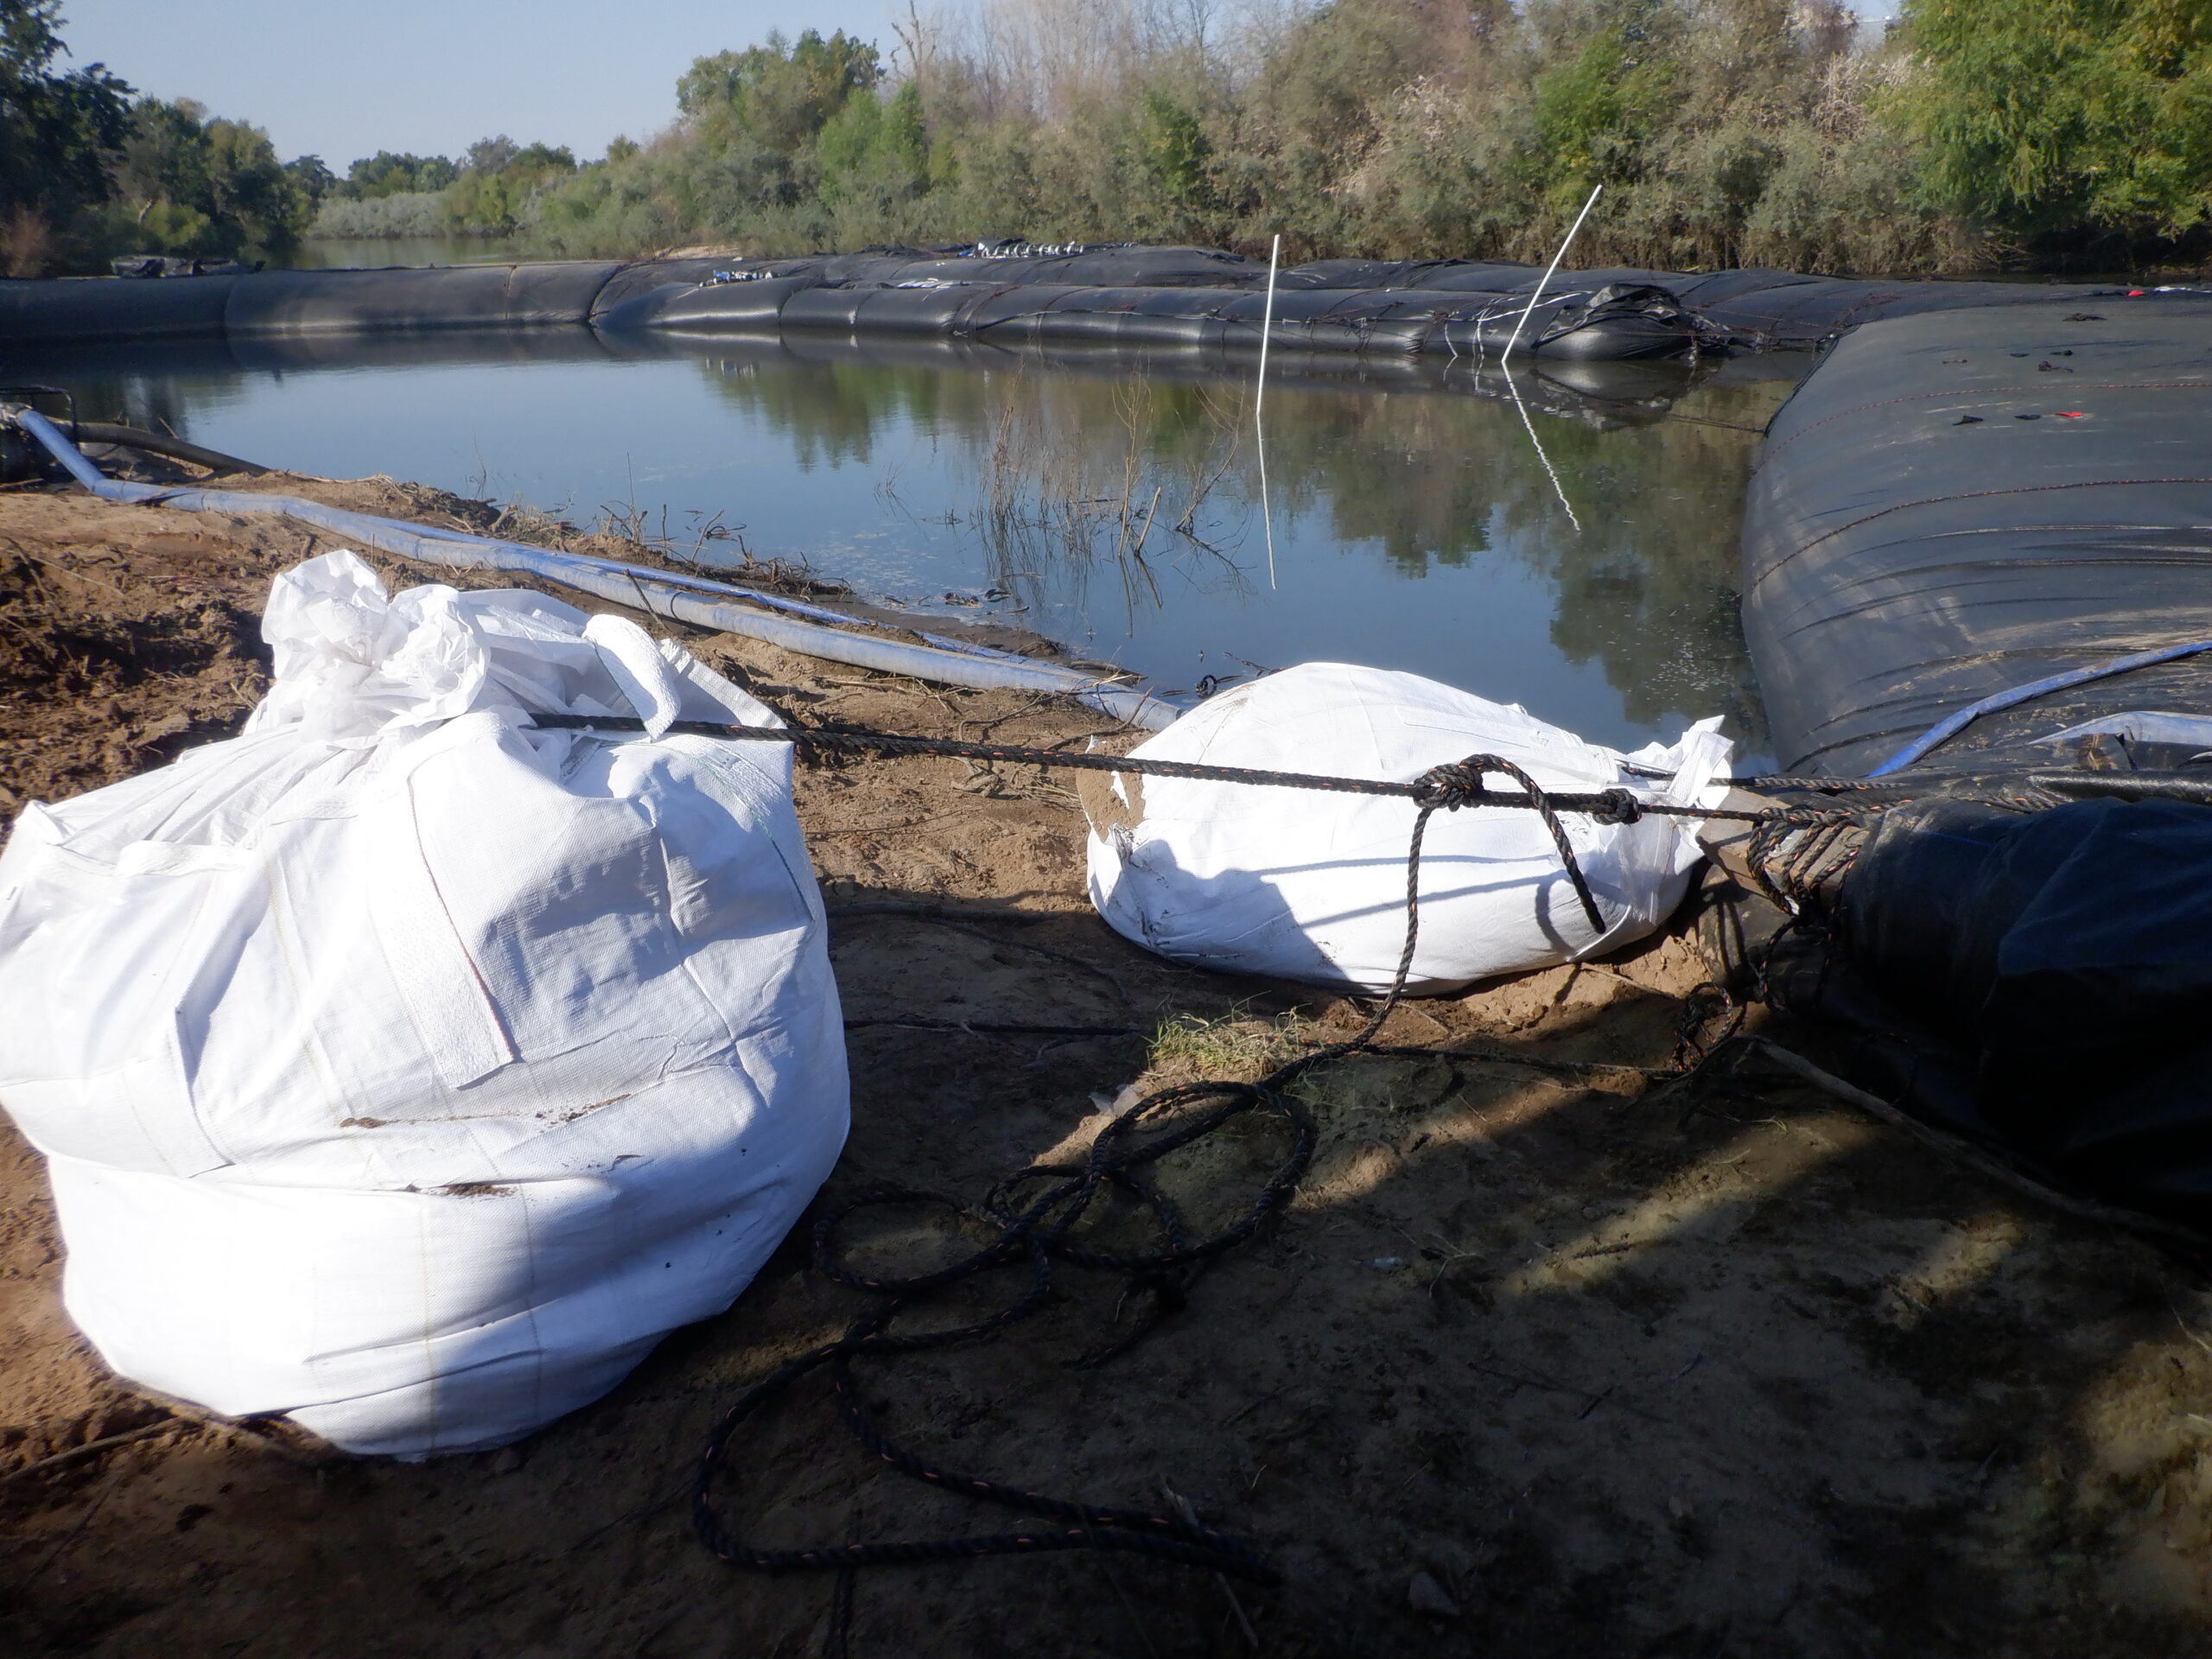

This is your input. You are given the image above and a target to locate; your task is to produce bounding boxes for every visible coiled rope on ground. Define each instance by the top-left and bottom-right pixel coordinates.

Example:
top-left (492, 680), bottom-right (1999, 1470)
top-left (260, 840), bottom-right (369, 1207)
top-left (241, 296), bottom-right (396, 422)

top-left (534, 708), bottom-right (1868, 1655)
top-left (686, 785), bottom-right (1518, 1653)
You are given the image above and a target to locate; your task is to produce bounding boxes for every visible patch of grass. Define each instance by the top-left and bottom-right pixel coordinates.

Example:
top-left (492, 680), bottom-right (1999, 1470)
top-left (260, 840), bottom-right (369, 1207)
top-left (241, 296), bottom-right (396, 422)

top-left (1141, 1007), bottom-right (1462, 1128)
top-left (1143, 1007), bottom-right (1313, 1084)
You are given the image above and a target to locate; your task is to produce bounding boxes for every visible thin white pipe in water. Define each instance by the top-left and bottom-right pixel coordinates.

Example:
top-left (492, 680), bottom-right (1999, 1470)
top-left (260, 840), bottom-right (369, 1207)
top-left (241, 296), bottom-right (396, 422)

top-left (1501, 183), bottom-right (1605, 359)
top-left (1256, 232), bottom-right (1281, 591)
top-left (1254, 233), bottom-right (1281, 424)
top-left (10, 406), bottom-right (1188, 729)
top-left (1507, 369), bottom-right (1582, 534)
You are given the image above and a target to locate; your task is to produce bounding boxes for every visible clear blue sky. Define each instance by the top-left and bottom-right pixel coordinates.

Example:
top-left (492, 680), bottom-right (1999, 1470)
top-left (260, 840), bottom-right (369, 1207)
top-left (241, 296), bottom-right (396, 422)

top-left (60, 1), bottom-right (898, 168)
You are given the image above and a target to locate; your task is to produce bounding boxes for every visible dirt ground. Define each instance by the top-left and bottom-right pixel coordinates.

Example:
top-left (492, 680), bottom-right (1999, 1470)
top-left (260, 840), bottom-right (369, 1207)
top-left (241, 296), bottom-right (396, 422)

top-left (6, 462), bottom-right (2212, 1657)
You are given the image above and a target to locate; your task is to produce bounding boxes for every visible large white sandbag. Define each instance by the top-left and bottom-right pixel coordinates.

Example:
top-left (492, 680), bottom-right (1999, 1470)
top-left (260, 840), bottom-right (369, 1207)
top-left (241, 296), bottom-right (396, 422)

top-left (0, 551), bottom-right (848, 1456)
top-left (1084, 663), bottom-right (1732, 994)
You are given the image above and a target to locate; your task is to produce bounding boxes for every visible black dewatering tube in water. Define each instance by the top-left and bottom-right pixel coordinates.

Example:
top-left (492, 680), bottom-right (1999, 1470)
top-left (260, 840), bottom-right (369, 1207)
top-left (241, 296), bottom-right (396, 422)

top-left (0, 244), bottom-right (2174, 356)
top-left (1716, 280), bottom-right (2212, 1243)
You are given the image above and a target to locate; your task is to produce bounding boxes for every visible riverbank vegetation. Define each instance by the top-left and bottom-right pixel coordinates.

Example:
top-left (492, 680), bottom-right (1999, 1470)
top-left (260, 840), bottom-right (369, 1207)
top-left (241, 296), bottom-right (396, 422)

top-left (468, 0), bottom-right (2212, 274)
top-left (3, 0), bottom-right (2208, 276)
top-left (0, 2), bottom-right (314, 272)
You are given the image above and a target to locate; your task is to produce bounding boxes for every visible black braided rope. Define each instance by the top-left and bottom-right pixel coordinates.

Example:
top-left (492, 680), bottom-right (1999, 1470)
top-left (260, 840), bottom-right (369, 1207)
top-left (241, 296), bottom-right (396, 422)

top-left (1412, 753), bottom-right (1611, 932)
top-left (688, 802), bottom-right (1463, 1643)
top-left (550, 702), bottom-right (1862, 1650)
top-left (1740, 808), bottom-right (1869, 916)
top-left (532, 713), bottom-right (1752, 828)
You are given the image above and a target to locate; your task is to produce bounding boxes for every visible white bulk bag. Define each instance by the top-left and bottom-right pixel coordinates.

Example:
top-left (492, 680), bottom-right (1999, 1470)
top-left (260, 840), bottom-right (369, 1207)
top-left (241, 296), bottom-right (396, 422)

top-left (0, 551), bottom-right (848, 1456)
top-left (1085, 663), bottom-right (1732, 994)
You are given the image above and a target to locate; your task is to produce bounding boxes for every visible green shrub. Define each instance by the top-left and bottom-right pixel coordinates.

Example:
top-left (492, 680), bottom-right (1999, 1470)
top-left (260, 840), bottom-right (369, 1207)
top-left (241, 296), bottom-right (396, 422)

top-left (23, 0), bottom-right (2212, 278)
top-left (1893, 0), bottom-right (2212, 243)
top-left (309, 190), bottom-right (448, 238)
top-left (89, 97), bottom-right (309, 263)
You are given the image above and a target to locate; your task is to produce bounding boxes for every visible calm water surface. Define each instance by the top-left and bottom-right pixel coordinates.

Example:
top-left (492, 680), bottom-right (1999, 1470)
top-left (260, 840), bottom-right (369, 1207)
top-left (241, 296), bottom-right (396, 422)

top-left (14, 327), bottom-right (1801, 758)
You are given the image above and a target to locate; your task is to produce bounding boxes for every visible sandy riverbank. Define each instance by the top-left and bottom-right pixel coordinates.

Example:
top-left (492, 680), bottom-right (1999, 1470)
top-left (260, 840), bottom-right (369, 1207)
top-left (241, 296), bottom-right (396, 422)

top-left (3, 466), bottom-right (2210, 1656)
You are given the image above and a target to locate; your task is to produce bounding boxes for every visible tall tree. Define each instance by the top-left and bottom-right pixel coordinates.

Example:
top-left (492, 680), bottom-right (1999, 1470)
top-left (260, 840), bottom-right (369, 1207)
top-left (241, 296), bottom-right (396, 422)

top-left (678, 30), bottom-right (880, 156)
top-left (442, 136), bottom-right (577, 233)
top-left (1897, 0), bottom-right (2212, 238)
top-left (0, 1), bottom-right (132, 225)
top-left (102, 98), bottom-right (309, 257)
top-left (342, 150), bottom-right (457, 199)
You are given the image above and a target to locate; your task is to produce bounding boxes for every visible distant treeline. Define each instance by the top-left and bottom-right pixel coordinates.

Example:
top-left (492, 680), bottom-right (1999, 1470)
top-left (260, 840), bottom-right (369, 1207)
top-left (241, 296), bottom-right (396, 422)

top-left (308, 137), bottom-right (584, 242)
top-left (0, 4), bottom-right (582, 274)
top-left (3, 0), bottom-right (2208, 278)
top-left (0, 1), bottom-right (320, 274)
top-left (391, 0), bottom-right (2212, 273)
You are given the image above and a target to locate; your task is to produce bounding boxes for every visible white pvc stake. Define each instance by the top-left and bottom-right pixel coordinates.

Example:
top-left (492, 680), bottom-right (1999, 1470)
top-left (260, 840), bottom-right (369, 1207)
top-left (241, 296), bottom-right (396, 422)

top-left (1256, 233), bottom-right (1281, 589)
top-left (1255, 232), bottom-right (1281, 423)
top-left (1498, 184), bottom-right (1601, 532)
top-left (1502, 183), bottom-right (1604, 359)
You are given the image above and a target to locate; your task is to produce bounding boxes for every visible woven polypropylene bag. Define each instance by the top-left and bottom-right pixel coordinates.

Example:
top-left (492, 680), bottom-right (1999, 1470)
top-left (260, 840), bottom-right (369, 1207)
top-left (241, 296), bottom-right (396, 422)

top-left (0, 551), bottom-right (848, 1455)
top-left (1084, 663), bottom-right (1732, 994)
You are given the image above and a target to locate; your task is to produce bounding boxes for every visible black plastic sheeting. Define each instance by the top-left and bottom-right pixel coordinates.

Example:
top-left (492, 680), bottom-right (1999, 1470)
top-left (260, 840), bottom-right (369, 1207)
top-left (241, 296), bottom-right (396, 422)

top-left (226, 262), bottom-right (623, 334)
top-left (0, 242), bottom-right (2152, 355)
top-left (1738, 294), bottom-right (2212, 778)
top-left (1765, 795), bottom-right (2212, 1228)
top-left (0, 260), bottom-right (624, 343)
top-left (594, 273), bottom-right (821, 331)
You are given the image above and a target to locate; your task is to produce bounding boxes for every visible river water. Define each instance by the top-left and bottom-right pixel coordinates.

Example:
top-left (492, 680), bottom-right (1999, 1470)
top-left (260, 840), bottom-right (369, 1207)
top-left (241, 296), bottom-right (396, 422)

top-left (11, 324), bottom-right (1802, 760)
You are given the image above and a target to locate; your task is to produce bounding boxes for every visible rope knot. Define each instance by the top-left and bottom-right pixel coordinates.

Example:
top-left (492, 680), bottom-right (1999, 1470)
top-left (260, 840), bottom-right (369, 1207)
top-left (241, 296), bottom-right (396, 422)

top-left (1412, 756), bottom-right (1497, 810)
top-left (1590, 786), bottom-right (1643, 825)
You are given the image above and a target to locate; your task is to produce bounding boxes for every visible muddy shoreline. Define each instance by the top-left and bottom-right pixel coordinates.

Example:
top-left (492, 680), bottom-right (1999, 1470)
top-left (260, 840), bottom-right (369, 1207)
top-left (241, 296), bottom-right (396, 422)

top-left (4, 470), bottom-right (2212, 1656)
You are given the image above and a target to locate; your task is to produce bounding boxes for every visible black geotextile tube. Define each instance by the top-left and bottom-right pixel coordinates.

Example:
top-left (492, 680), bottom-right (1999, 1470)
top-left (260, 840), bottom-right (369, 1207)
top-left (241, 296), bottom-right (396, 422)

top-left (586, 257), bottom-right (746, 319)
top-left (1738, 293), bottom-right (2212, 778)
top-left (0, 270), bottom-right (240, 343)
top-left (1782, 796), bottom-right (2212, 1227)
top-left (0, 245), bottom-right (2145, 349)
top-left (934, 281), bottom-right (1704, 358)
top-left (590, 274), bottom-right (820, 333)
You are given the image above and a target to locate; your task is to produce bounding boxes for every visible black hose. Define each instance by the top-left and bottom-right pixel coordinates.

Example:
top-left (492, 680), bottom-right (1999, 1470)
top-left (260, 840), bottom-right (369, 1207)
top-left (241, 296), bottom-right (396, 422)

top-left (73, 422), bottom-right (269, 476)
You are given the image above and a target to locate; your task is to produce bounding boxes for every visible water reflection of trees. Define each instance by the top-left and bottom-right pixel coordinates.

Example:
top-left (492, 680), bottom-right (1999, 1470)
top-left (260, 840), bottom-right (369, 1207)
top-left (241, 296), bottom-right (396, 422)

top-left (698, 353), bottom-right (997, 471)
top-left (30, 333), bottom-right (1769, 747)
top-left (29, 367), bottom-right (200, 442)
top-left (697, 347), bottom-right (1770, 746)
top-left (1265, 377), bottom-right (1775, 746)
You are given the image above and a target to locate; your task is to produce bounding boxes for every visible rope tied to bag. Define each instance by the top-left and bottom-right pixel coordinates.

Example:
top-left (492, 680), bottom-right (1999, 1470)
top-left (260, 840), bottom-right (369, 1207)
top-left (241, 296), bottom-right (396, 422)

top-left (537, 705), bottom-right (1861, 1652)
top-left (534, 711), bottom-right (1769, 824)
top-left (685, 751), bottom-right (1578, 1652)
top-left (1408, 752), bottom-right (1610, 932)
top-left (545, 711), bottom-right (1773, 942)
